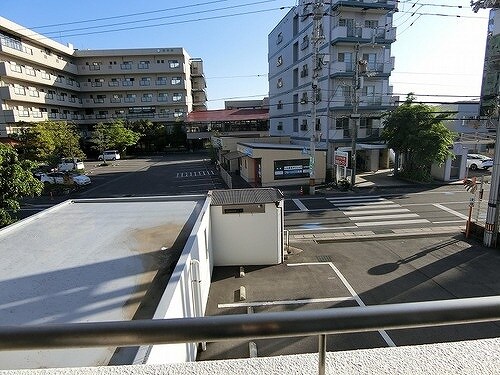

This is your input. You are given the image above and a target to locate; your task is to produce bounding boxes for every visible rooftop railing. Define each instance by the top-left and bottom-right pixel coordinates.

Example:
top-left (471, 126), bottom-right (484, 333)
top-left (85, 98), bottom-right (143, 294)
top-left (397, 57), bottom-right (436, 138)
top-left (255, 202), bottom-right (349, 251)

top-left (1, 296), bottom-right (499, 375)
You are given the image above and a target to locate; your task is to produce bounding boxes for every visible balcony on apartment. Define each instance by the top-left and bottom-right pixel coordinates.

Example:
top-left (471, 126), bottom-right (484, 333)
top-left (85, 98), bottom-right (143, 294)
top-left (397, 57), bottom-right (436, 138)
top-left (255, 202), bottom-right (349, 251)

top-left (0, 86), bottom-right (83, 109)
top-left (76, 60), bottom-right (185, 76)
top-left (331, 24), bottom-right (396, 45)
top-left (0, 36), bottom-right (77, 75)
top-left (331, 0), bottom-right (397, 11)
top-left (330, 57), bottom-right (394, 78)
top-left (190, 58), bottom-right (205, 77)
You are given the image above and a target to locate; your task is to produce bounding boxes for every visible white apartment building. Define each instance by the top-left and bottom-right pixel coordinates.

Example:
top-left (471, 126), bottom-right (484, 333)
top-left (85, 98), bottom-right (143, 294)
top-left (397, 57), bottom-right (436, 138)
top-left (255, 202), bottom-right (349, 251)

top-left (0, 16), bottom-right (207, 137)
top-left (268, 0), bottom-right (397, 172)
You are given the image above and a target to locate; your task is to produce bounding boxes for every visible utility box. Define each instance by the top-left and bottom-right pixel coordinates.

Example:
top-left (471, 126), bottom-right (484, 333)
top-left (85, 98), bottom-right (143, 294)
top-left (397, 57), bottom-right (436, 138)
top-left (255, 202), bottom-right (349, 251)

top-left (209, 188), bottom-right (284, 266)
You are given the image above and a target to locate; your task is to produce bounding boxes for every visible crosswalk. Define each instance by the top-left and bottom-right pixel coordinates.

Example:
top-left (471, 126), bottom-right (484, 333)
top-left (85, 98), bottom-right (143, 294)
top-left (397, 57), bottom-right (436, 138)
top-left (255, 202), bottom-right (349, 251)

top-left (327, 195), bottom-right (430, 227)
top-left (176, 170), bottom-right (216, 178)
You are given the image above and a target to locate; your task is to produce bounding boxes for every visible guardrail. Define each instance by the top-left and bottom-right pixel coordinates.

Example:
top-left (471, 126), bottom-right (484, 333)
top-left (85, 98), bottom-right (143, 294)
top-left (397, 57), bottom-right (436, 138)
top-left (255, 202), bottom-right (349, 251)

top-left (1, 296), bottom-right (499, 375)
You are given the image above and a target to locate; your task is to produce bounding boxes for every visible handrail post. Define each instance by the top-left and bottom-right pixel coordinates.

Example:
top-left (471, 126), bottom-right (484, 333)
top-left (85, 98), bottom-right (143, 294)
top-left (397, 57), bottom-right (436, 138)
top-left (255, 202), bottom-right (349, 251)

top-left (318, 334), bottom-right (326, 375)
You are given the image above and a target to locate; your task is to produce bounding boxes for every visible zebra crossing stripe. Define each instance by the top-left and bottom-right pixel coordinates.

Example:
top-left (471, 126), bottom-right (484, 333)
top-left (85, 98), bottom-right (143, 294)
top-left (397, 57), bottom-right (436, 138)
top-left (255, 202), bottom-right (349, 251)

top-left (350, 213), bottom-right (421, 221)
top-left (342, 204), bottom-right (401, 211)
top-left (344, 208), bottom-right (410, 216)
top-left (356, 219), bottom-right (429, 227)
top-left (334, 200), bottom-right (393, 208)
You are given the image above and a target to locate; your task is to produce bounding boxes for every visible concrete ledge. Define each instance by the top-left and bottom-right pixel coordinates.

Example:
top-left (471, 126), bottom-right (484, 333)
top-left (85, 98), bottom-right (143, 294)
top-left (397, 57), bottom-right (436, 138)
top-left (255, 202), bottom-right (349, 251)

top-left (3, 338), bottom-right (499, 374)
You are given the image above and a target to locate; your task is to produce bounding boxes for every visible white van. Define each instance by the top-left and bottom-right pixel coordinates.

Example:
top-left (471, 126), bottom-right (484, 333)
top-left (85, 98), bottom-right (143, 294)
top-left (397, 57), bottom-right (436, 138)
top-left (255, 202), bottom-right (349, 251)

top-left (98, 150), bottom-right (121, 161)
top-left (58, 158), bottom-right (85, 172)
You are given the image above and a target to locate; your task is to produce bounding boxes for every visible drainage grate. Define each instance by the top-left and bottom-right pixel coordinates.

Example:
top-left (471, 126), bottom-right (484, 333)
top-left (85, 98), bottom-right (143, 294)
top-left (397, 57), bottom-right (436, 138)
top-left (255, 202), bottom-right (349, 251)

top-left (316, 255), bottom-right (333, 263)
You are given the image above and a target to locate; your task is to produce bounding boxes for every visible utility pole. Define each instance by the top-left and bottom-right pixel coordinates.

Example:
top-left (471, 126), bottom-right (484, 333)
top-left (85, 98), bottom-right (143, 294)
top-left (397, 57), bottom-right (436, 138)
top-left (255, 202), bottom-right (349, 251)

top-left (309, 0), bottom-right (324, 195)
top-left (483, 89), bottom-right (500, 247)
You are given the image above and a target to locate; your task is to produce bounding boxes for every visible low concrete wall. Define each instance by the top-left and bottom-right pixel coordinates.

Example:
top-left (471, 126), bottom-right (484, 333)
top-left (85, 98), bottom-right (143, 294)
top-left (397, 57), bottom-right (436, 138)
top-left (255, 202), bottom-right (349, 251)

top-left (141, 198), bottom-right (213, 364)
top-left (4, 338), bottom-right (499, 374)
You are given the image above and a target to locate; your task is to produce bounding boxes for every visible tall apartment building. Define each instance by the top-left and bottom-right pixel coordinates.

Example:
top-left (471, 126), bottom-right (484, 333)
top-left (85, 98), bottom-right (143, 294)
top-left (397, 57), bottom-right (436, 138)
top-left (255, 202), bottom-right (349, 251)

top-left (268, 0), bottom-right (397, 172)
top-left (0, 16), bottom-right (207, 138)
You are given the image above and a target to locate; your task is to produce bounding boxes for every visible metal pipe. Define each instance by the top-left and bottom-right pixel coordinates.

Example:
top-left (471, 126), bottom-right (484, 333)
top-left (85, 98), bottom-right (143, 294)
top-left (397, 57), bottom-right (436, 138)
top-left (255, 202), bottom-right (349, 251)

top-left (0, 296), bottom-right (499, 351)
top-left (318, 334), bottom-right (327, 375)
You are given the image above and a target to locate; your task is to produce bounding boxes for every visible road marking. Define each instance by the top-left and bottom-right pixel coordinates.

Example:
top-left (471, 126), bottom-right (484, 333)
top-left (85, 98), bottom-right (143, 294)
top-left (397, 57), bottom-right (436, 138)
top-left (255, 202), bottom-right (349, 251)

top-left (288, 262), bottom-right (396, 347)
top-left (432, 220), bottom-right (465, 224)
top-left (344, 208), bottom-right (410, 216)
top-left (218, 297), bottom-right (354, 308)
top-left (292, 198), bottom-right (309, 211)
top-left (350, 213), bottom-right (420, 221)
top-left (342, 204), bottom-right (401, 211)
top-left (356, 219), bottom-right (429, 227)
top-left (433, 203), bottom-right (469, 220)
top-left (287, 225), bottom-right (358, 232)
top-left (334, 200), bottom-right (393, 208)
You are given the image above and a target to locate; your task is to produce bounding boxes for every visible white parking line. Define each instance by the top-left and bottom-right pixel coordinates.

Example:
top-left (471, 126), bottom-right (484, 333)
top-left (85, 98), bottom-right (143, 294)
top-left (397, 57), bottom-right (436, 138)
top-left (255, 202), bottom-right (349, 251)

top-left (218, 297), bottom-right (354, 308)
top-left (288, 262), bottom-right (396, 347)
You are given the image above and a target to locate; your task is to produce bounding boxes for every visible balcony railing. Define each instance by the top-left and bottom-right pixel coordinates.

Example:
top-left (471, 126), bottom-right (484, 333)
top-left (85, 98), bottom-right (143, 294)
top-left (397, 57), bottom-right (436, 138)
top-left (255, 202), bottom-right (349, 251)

top-left (0, 296), bottom-right (499, 375)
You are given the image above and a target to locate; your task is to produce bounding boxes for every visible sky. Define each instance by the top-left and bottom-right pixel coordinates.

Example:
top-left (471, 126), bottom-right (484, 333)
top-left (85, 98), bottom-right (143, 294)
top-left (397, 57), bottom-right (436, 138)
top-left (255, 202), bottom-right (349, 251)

top-left (0, 0), bottom-right (492, 109)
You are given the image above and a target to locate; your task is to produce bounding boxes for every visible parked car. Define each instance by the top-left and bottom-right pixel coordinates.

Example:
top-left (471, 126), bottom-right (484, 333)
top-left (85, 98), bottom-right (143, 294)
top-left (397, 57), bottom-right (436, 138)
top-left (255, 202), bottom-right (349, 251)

top-left (98, 150), bottom-right (121, 161)
top-left (466, 154), bottom-right (493, 170)
top-left (36, 172), bottom-right (91, 186)
top-left (58, 158), bottom-right (85, 172)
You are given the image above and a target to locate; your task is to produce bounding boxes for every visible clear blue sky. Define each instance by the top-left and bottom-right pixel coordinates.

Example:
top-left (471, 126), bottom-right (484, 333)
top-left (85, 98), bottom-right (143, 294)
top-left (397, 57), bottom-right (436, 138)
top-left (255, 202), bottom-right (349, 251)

top-left (1, 0), bottom-right (492, 109)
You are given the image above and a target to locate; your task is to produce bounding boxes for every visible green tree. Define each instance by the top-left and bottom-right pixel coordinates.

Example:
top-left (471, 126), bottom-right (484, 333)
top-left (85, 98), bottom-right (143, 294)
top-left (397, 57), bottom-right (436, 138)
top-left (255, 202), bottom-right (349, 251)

top-left (168, 123), bottom-right (187, 149)
top-left (127, 120), bottom-right (167, 153)
top-left (0, 144), bottom-right (43, 227)
top-left (382, 94), bottom-right (456, 182)
top-left (91, 119), bottom-right (141, 155)
top-left (17, 121), bottom-right (85, 166)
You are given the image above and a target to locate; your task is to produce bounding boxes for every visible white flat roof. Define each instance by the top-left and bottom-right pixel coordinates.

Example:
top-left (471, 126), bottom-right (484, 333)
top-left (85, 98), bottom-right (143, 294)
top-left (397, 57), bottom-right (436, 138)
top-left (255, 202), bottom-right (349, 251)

top-left (0, 196), bottom-right (203, 370)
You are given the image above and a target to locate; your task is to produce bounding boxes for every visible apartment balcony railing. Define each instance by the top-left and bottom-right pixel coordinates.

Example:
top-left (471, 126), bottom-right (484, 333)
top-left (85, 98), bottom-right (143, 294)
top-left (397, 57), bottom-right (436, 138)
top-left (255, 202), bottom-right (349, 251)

top-left (0, 296), bottom-right (499, 375)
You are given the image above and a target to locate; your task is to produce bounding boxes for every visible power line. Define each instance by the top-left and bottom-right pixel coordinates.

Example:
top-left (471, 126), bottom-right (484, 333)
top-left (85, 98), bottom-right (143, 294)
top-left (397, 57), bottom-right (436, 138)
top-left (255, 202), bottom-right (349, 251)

top-left (39, 0), bottom-right (282, 37)
top-left (26, 0), bottom-right (233, 29)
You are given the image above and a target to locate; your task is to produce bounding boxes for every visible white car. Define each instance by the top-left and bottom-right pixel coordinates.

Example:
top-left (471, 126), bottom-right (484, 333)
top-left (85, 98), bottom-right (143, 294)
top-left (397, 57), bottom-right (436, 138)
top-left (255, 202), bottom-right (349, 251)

top-left (37, 172), bottom-right (91, 186)
top-left (466, 154), bottom-right (493, 170)
top-left (58, 158), bottom-right (85, 172)
top-left (98, 150), bottom-right (121, 161)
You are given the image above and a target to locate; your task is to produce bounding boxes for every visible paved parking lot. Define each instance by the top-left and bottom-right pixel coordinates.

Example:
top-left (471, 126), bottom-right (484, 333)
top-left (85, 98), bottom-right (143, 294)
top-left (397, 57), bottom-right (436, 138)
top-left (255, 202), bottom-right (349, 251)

top-left (199, 234), bottom-right (500, 360)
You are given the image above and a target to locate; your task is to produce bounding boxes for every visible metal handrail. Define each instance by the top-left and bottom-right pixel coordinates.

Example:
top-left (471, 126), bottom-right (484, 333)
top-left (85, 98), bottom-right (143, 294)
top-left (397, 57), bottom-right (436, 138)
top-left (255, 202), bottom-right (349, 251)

top-left (1, 296), bottom-right (500, 375)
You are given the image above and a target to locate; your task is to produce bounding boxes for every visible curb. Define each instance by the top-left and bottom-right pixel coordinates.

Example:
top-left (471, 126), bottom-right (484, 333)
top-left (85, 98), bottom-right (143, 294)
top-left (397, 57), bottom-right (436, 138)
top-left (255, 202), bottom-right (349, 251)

top-left (290, 226), bottom-right (465, 243)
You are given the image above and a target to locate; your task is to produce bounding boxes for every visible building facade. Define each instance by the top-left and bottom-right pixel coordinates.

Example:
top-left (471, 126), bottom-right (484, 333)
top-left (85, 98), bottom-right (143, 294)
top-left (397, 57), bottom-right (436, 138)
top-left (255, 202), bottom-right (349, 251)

top-left (268, 0), bottom-right (397, 172)
top-left (0, 16), bottom-right (207, 138)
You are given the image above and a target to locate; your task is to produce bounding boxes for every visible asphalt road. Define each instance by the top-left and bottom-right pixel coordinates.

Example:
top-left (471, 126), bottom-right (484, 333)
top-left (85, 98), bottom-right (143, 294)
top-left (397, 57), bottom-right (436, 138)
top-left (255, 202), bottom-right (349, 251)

top-left (284, 185), bottom-right (485, 235)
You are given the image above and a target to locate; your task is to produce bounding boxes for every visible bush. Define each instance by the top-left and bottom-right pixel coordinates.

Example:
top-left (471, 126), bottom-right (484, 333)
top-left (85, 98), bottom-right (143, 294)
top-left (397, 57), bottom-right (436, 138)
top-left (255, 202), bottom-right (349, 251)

top-left (337, 178), bottom-right (350, 191)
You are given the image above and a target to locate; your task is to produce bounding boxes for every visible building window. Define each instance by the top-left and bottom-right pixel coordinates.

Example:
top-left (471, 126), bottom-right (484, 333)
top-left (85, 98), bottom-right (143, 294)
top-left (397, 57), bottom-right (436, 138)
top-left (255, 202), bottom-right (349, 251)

top-left (138, 60), bottom-right (150, 69)
top-left (142, 93), bottom-right (153, 102)
top-left (277, 56), bottom-right (283, 67)
top-left (171, 77), bottom-right (182, 85)
top-left (277, 78), bottom-right (283, 88)
top-left (121, 61), bottom-right (132, 70)
top-left (301, 64), bottom-right (308, 78)
top-left (335, 117), bottom-right (349, 130)
top-left (174, 109), bottom-right (184, 117)
top-left (156, 77), bottom-right (167, 85)
top-left (277, 121), bottom-right (283, 131)
top-left (172, 93), bottom-right (182, 101)
top-left (124, 94), bottom-right (136, 103)
top-left (315, 118), bottom-right (321, 131)
top-left (123, 78), bottom-right (134, 86)
top-left (293, 118), bottom-right (299, 133)
top-left (293, 14), bottom-right (299, 36)
top-left (14, 85), bottom-right (26, 95)
top-left (111, 94), bottom-right (122, 103)
top-left (89, 62), bottom-right (101, 71)
top-left (301, 92), bottom-right (308, 104)
top-left (169, 60), bottom-right (180, 68)
top-left (109, 78), bottom-right (120, 87)
top-left (365, 20), bottom-right (379, 29)
top-left (277, 100), bottom-right (283, 109)
top-left (41, 70), bottom-right (50, 79)
top-left (301, 119), bottom-right (308, 131)
top-left (301, 35), bottom-right (309, 50)
top-left (92, 78), bottom-right (104, 87)
top-left (25, 66), bottom-right (35, 76)
top-left (277, 32), bottom-right (283, 44)
top-left (140, 77), bottom-right (151, 86)
top-left (94, 95), bottom-right (106, 103)
top-left (10, 63), bottom-right (22, 73)
top-left (158, 93), bottom-right (168, 102)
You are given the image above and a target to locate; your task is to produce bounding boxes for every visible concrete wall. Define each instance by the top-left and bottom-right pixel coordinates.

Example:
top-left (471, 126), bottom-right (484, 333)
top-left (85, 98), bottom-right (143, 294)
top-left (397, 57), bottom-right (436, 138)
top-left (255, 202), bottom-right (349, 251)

top-left (144, 198), bottom-right (213, 364)
top-left (431, 144), bottom-right (467, 181)
top-left (210, 202), bottom-right (283, 266)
